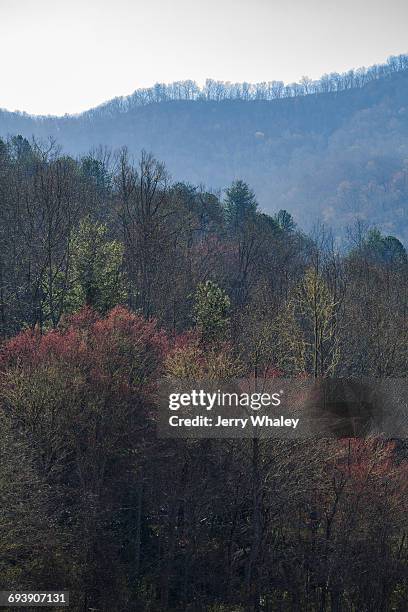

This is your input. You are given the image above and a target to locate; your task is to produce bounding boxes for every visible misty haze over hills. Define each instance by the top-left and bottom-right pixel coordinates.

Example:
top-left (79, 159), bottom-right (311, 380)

top-left (1, 54), bottom-right (408, 241)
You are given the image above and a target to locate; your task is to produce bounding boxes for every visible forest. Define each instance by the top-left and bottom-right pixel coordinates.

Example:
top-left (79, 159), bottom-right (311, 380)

top-left (0, 135), bottom-right (407, 611)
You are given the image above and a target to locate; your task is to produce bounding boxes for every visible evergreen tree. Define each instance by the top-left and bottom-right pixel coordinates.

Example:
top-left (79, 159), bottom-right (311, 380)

top-left (67, 217), bottom-right (126, 313)
top-left (224, 180), bottom-right (257, 229)
top-left (193, 280), bottom-right (230, 343)
top-left (275, 209), bottom-right (296, 232)
top-left (365, 228), bottom-right (407, 265)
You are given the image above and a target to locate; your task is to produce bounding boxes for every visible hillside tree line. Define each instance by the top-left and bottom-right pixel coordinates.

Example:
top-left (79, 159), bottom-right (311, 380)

top-left (0, 136), bottom-right (407, 611)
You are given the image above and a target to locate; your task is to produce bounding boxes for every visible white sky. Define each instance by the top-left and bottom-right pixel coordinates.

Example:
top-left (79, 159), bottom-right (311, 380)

top-left (1, 0), bottom-right (407, 116)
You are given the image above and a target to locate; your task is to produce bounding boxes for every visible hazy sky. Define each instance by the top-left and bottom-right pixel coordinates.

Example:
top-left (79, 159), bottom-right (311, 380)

top-left (1, 0), bottom-right (407, 116)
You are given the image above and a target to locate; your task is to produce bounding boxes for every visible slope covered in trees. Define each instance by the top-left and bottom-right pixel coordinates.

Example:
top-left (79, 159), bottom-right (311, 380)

top-left (0, 120), bottom-right (408, 609)
top-left (1, 308), bottom-right (407, 611)
top-left (1, 54), bottom-right (408, 240)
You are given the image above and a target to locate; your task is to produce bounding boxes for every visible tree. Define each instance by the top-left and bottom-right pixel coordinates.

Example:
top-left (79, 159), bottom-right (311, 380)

top-left (275, 209), bottom-right (296, 233)
top-left (193, 280), bottom-right (230, 343)
top-left (364, 228), bottom-right (407, 265)
top-left (0, 306), bottom-right (167, 609)
top-left (295, 267), bottom-right (339, 378)
top-left (224, 180), bottom-right (257, 229)
top-left (116, 149), bottom-right (171, 317)
top-left (67, 217), bottom-right (126, 313)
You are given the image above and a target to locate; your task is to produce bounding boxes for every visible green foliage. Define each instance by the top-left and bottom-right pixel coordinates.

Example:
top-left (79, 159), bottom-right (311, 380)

top-left (365, 228), bottom-right (407, 265)
top-left (224, 180), bottom-right (257, 229)
top-left (81, 155), bottom-right (111, 190)
top-left (294, 267), bottom-right (339, 377)
top-left (166, 337), bottom-right (242, 382)
top-left (67, 217), bottom-right (126, 313)
top-left (193, 280), bottom-right (230, 342)
top-left (9, 134), bottom-right (33, 161)
top-left (275, 209), bottom-right (296, 232)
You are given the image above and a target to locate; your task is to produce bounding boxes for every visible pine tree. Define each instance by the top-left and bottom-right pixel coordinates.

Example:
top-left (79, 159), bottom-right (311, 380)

top-left (193, 280), bottom-right (230, 343)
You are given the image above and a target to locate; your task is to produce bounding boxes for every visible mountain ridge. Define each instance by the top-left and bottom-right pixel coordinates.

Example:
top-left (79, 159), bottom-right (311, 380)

top-left (1, 54), bottom-right (408, 240)
top-left (2, 52), bottom-right (408, 118)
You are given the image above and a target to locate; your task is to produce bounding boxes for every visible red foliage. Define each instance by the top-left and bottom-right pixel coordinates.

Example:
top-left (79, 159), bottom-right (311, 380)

top-left (335, 438), bottom-right (399, 478)
top-left (169, 329), bottom-right (201, 351)
top-left (246, 365), bottom-right (283, 379)
top-left (0, 306), bottom-right (168, 396)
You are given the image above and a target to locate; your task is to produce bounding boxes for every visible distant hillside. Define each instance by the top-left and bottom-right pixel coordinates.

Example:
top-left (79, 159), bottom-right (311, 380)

top-left (1, 54), bottom-right (408, 240)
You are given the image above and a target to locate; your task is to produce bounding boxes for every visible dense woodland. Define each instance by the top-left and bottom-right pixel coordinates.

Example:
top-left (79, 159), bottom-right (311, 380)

top-left (0, 136), bottom-right (408, 611)
top-left (1, 54), bottom-right (408, 241)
